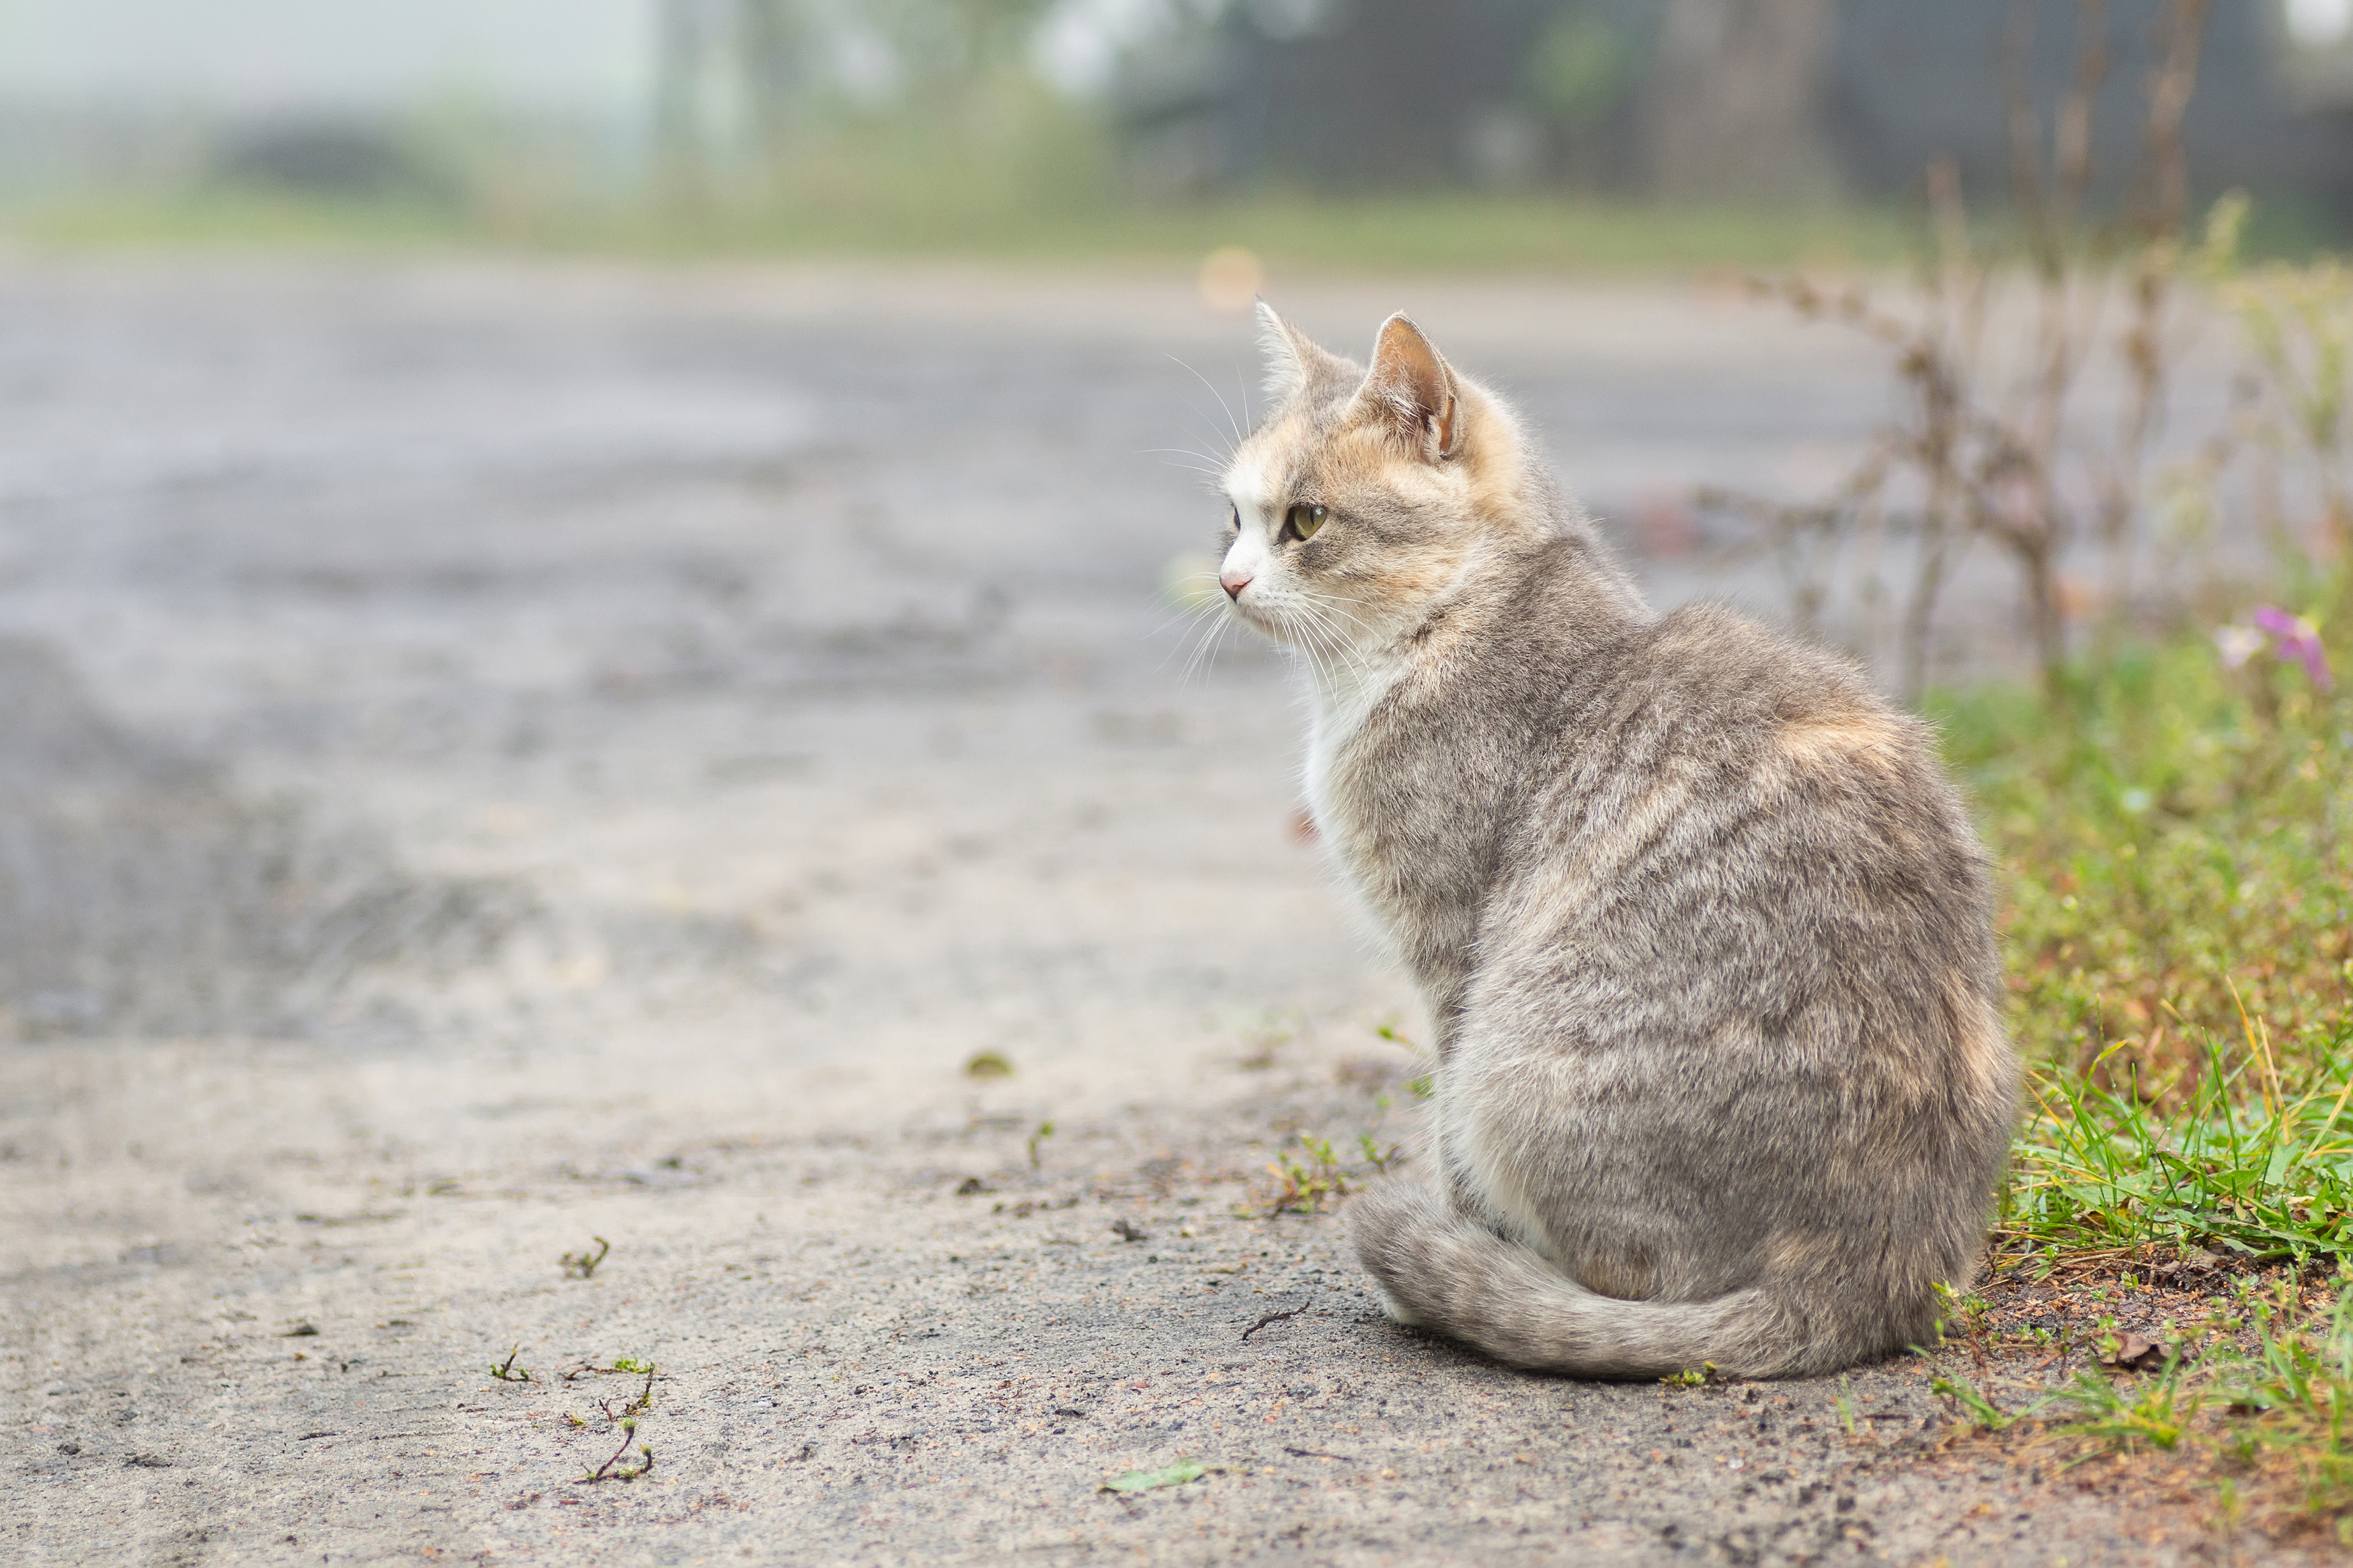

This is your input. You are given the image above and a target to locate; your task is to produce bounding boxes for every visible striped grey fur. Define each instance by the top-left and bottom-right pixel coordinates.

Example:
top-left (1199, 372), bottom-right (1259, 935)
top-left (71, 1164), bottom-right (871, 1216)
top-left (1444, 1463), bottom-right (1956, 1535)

top-left (1212, 306), bottom-right (2018, 1379)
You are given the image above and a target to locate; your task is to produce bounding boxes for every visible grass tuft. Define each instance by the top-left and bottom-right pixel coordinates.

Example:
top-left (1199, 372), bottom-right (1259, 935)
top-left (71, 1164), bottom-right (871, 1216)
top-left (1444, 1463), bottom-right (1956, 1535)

top-left (2004, 1017), bottom-right (2353, 1263)
top-left (2046, 1361), bottom-right (2200, 1452)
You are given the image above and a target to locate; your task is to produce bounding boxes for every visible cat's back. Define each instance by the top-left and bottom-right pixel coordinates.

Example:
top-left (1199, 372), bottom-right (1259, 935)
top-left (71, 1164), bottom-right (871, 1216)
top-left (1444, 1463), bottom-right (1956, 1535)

top-left (1485, 595), bottom-right (2002, 1031)
top-left (1522, 597), bottom-right (1972, 861)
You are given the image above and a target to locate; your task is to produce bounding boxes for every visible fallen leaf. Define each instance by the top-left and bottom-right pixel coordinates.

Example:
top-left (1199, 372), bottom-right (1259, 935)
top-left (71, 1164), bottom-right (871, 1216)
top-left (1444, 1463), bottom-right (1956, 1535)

top-left (1101, 1457), bottom-right (1205, 1493)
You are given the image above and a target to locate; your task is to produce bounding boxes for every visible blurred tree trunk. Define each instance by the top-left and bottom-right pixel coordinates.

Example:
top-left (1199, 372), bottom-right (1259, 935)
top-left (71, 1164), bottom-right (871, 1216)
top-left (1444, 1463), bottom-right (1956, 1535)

top-left (738, 0), bottom-right (808, 168)
top-left (1645, 0), bottom-right (1842, 200)
top-left (655, 0), bottom-right (725, 199)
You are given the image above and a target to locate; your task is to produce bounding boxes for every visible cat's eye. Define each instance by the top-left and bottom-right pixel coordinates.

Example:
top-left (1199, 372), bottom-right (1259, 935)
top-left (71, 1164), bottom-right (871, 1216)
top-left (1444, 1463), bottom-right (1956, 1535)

top-left (1226, 502), bottom-right (1240, 534)
top-left (1285, 503), bottom-right (1328, 541)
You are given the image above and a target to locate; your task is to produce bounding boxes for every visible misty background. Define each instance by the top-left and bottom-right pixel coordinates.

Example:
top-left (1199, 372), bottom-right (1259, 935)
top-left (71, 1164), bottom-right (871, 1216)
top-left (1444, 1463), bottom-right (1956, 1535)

top-left (3, 1), bottom-right (2351, 253)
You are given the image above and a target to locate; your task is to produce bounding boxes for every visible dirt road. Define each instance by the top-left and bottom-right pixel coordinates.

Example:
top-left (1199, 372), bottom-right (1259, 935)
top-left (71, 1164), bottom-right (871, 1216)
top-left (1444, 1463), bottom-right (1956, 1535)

top-left (0, 257), bottom-right (2269, 1564)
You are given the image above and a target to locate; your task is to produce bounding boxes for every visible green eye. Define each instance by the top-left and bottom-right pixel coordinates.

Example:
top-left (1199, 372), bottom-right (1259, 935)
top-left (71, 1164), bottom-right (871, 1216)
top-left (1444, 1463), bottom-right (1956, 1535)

top-left (1285, 503), bottom-right (1328, 541)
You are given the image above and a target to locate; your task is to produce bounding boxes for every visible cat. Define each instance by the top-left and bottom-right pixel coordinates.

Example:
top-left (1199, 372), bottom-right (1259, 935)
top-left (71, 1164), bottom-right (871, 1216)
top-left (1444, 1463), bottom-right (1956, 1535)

top-left (1211, 304), bottom-right (2018, 1378)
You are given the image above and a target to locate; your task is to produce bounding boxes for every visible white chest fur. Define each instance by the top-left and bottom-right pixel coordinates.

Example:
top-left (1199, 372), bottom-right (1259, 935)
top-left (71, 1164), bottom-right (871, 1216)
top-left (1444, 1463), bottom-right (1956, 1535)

top-left (1301, 644), bottom-right (1412, 862)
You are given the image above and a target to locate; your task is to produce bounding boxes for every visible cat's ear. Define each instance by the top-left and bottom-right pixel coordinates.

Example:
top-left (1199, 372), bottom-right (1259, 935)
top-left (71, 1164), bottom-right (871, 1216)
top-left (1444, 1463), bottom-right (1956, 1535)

top-left (1356, 313), bottom-right (1464, 462)
top-left (1255, 299), bottom-right (1310, 405)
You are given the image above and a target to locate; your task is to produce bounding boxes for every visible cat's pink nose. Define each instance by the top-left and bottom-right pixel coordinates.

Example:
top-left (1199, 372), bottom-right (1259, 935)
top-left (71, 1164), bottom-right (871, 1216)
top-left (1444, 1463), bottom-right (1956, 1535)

top-left (1220, 569), bottom-right (1252, 600)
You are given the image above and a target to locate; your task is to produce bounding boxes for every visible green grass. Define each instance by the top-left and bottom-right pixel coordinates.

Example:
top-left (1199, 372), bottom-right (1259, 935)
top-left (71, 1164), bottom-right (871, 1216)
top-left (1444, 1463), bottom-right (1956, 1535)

top-left (8, 74), bottom-right (2342, 275)
top-left (1966, 624), bottom-right (2353, 1526)
top-left (1938, 629), bottom-right (2352, 1094)
top-left (2007, 1024), bottom-right (2353, 1262)
top-left (1, 81), bottom-right (1911, 280)
top-left (1933, 600), bottom-right (2353, 1263)
top-left (1931, 593), bottom-right (2352, 1272)
top-left (2047, 1358), bottom-right (2202, 1451)
top-left (8, 188), bottom-right (480, 252)
top-left (0, 183), bottom-right (1921, 277)
top-left (2210, 1280), bottom-right (2353, 1520)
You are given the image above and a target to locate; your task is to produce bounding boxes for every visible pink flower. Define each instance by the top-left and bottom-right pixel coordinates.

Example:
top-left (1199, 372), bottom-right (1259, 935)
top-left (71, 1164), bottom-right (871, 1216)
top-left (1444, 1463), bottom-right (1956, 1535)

top-left (2247, 606), bottom-right (2335, 693)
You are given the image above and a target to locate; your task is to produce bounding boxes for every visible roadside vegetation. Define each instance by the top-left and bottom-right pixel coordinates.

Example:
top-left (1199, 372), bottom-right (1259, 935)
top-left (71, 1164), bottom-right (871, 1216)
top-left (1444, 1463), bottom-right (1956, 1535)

top-left (1676, 0), bottom-right (2353, 1526)
top-left (1876, 537), bottom-right (2350, 1538)
top-left (1944, 604), bottom-right (2350, 1255)
top-left (3, 180), bottom-right (1929, 279)
top-left (1905, 253), bottom-right (2353, 1538)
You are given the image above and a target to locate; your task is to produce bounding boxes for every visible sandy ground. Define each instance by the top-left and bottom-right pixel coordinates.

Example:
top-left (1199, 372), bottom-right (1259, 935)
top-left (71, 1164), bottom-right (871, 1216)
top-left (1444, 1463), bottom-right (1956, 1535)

top-left (0, 257), bottom-right (2301, 1565)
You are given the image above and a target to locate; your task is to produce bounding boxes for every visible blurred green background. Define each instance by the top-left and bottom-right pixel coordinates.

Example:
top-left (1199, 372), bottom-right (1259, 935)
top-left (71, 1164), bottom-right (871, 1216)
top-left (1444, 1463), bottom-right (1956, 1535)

top-left (3, 0), bottom-right (2348, 270)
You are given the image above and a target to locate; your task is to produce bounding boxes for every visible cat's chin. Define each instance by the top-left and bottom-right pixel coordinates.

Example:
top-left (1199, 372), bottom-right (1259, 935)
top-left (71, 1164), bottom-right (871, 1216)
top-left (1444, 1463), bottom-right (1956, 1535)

top-left (1224, 604), bottom-right (1285, 641)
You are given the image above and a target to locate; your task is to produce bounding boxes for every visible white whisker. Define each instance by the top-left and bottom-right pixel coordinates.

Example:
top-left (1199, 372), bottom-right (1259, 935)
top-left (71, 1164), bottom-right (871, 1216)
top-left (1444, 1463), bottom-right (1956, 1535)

top-left (1297, 619), bottom-right (1346, 694)
top-left (1150, 456), bottom-right (1230, 483)
top-left (1176, 606), bottom-right (1240, 692)
top-left (1148, 590), bottom-right (1228, 648)
top-left (1194, 617), bottom-right (1242, 690)
top-left (1297, 607), bottom-right (1371, 693)
top-left (1169, 614), bottom-right (1217, 688)
top-left (1169, 354), bottom-right (1246, 454)
top-left (1139, 446), bottom-right (1227, 471)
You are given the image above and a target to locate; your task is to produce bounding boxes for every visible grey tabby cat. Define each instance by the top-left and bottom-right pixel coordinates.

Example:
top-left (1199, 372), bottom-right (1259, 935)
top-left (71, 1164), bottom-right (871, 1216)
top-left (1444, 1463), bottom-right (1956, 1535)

top-left (1212, 304), bottom-right (2018, 1379)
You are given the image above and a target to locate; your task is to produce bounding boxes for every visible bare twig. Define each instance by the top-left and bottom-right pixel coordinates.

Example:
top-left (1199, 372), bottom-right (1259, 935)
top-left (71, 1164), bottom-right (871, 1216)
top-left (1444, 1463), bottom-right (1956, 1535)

top-left (1240, 1298), bottom-right (1309, 1342)
top-left (580, 1419), bottom-right (654, 1483)
top-left (2136, 0), bottom-right (2212, 241)
top-left (1712, 0), bottom-right (2219, 700)
top-left (2098, 0), bottom-right (2213, 634)
top-left (574, 1366), bottom-right (660, 1483)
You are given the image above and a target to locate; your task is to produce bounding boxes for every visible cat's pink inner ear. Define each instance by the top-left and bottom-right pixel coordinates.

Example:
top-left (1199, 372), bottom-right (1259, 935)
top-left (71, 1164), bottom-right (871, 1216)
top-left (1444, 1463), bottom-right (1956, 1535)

top-left (1362, 314), bottom-right (1462, 461)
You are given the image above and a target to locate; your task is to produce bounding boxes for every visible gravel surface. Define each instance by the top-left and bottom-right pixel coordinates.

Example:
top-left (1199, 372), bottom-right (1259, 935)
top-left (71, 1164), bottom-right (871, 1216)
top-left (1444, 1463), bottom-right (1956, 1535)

top-left (0, 257), bottom-right (2289, 1565)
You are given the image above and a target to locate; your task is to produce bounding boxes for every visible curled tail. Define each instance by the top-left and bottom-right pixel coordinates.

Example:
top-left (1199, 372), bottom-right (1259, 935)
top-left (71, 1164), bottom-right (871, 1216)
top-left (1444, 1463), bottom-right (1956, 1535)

top-left (1348, 1182), bottom-right (1874, 1380)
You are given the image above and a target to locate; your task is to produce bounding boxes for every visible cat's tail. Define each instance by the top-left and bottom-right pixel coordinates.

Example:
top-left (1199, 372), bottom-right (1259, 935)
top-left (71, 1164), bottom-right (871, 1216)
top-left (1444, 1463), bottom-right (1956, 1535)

top-left (1347, 1182), bottom-right (1851, 1380)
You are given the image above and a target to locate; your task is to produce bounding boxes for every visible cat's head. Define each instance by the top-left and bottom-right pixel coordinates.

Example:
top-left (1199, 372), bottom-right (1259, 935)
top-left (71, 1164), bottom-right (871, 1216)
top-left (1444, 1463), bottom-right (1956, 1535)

top-left (1215, 305), bottom-right (1546, 657)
